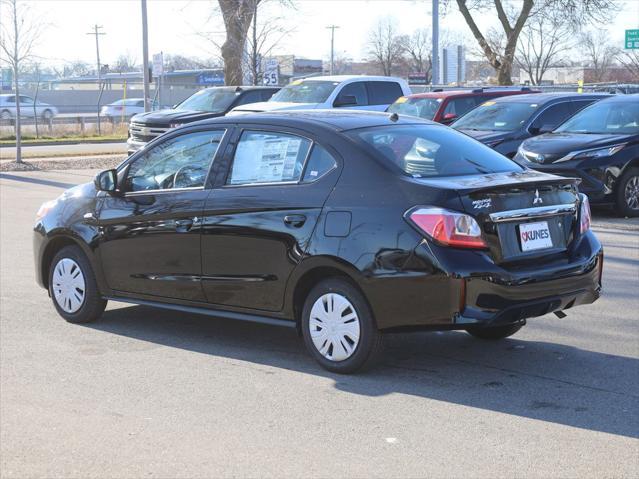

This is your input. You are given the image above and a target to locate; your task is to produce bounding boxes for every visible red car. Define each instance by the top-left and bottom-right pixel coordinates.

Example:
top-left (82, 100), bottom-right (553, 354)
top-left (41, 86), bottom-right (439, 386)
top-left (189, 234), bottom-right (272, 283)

top-left (387, 87), bottom-right (540, 125)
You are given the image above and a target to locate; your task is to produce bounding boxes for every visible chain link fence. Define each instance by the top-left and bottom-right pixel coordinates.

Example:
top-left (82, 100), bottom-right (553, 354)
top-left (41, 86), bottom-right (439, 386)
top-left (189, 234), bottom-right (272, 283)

top-left (2, 80), bottom-right (637, 140)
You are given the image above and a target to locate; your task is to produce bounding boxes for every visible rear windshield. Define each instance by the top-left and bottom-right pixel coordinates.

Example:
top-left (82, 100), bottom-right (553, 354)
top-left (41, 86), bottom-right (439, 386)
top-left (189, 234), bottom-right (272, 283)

top-left (556, 100), bottom-right (639, 135)
top-left (453, 101), bottom-right (539, 132)
top-left (349, 125), bottom-right (523, 178)
top-left (270, 80), bottom-right (338, 103)
top-left (387, 97), bottom-right (442, 120)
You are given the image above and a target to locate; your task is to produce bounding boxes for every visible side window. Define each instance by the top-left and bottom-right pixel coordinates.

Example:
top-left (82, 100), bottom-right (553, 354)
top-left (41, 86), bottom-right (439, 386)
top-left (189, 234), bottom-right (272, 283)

top-left (570, 99), bottom-right (596, 114)
top-left (302, 144), bottom-right (337, 182)
top-left (125, 130), bottom-right (223, 192)
top-left (367, 81), bottom-right (403, 105)
top-left (6, 96), bottom-right (16, 104)
top-left (336, 82), bottom-right (368, 106)
top-left (261, 89), bottom-right (278, 101)
top-left (443, 97), bottom-right (478, 117)
top-left (530, 102), bottom-right (572, 131)
top-left (19, 96), bottom-right (34, 105)
top-left (136, 100), bottom-right (145, 107)
top-left (227, 131), bottom-right (311, 186)
top-left (236, 90), bottom-right (263, 106)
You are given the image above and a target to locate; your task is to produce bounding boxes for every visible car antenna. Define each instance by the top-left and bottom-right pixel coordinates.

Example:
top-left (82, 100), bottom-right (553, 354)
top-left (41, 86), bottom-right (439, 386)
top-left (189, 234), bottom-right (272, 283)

top-left (389, 112), bottom-right (399, 122)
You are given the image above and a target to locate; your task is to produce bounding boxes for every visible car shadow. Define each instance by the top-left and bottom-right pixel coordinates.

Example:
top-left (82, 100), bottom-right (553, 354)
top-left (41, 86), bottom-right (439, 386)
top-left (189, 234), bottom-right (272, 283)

top-left (88, 304), bottom-right (639, 440)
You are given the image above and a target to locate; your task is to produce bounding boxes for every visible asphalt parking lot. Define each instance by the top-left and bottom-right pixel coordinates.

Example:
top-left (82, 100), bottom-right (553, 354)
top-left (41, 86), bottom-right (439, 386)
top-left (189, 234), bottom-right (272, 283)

top-left (1, 169), bottom-right (638, 478)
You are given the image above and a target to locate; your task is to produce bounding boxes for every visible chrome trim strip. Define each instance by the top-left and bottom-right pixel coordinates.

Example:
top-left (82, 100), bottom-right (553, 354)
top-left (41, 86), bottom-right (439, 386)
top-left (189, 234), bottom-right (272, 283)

top-left (489, 203), bottom-right (576, 222)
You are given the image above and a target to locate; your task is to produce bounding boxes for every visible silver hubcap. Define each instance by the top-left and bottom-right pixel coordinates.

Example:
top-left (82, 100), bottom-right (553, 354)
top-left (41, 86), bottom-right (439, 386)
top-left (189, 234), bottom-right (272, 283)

top-left (625, 176), bottom-right (639, 210)
top-left (309, 293), bottom-right (360, 362)
top-left (52, 258), bottom-right (86, 313)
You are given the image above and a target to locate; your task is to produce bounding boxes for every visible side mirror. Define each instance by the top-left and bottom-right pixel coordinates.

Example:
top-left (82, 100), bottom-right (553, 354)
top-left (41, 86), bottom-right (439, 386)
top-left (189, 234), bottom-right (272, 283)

top-left (333, 94), bottom-right (357, 107)
top-left (94, 169), bottom-right (118, 193)
top-left (442, 112), bottom-right (458, 123)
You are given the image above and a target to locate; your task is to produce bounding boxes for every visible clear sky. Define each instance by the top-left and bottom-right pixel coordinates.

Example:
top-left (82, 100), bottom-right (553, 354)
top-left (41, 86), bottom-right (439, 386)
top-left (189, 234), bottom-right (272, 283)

top-left (8, 0), bottom-right (639, 69)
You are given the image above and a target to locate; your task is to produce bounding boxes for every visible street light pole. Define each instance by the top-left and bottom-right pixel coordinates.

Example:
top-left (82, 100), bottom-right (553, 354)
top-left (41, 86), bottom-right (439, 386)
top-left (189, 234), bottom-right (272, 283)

top-left (86, 25), bottom-right (105, 83)
top-left (326, 25), bottom-right (339, 75)
top-left (141, 0), bottom-right (150, 112)
top-left (431, 0), bottom-right (439, 85)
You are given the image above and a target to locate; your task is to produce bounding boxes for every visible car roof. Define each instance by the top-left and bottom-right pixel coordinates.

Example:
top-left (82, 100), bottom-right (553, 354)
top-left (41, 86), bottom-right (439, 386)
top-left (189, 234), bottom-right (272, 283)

top-left (595, 93), bottom-right (639, 103)
top-left (405, 88), bottom-right (536, 99)
top-left (202, 85), bottom-right (279, 92)
top-left (297, 75), bottom-right (405, 83)
top-left (188, 109), bottom-right (434, 132)
top-left (489, 92), bottom-right (613, 104)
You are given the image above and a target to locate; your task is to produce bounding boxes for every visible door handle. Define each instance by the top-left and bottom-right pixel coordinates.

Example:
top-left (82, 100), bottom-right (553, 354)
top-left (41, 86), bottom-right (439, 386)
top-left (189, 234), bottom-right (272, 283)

top-left (283, 214), bottom-right (306, 228)
top-left (175, 219), bottom-right (193, 232)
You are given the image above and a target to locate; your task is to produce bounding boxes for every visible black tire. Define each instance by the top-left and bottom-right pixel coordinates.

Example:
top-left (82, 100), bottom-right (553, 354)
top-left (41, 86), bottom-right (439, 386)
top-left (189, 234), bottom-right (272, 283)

top-left (466, 323), bottom-right (523, 340)
top-left (301, 278), bottom-right (383, 374)
top-left (41, 109), bottom-right (53, 120)
top-left (48, 245), bottom-right (107, 324)
top-left (1, 110), bottom-right (11, 120)
top-left (615, 167), bottom-right (639, 217)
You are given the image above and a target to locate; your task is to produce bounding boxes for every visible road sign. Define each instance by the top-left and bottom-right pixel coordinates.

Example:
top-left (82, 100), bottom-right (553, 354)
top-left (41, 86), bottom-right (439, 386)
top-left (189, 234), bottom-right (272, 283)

top-left (263, 58), bottom-right (279, 86)
top-left (152, 52), bottom-right (164, 76)
top-left (625, 29), bottom-right (639, 49)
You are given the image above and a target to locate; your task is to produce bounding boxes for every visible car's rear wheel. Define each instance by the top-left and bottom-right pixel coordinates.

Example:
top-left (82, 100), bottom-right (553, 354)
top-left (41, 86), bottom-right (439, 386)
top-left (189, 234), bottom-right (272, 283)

top-left (1, 110), bottom-right (11, 120)
top-left (41, 109), bottom-right (53, 120)
top-left (49, 245), bottom-right (106, 324)
top-left (616, 167), bottom-right (639, 217)
top-left (301, 278), bottom-right (382, 373)
top-left (466, 323), bottom-right (523, 340)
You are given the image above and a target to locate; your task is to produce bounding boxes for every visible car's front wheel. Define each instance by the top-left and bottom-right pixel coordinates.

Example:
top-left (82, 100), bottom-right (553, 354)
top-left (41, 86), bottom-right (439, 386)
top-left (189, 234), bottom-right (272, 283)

top-left (49, 245), bottom-right (106, 323)
top-left (1, 110), bottom-right (11, 120)
top-left (466, 323), bottom-right (523, 340)
top-left (41, 109), bottom-right (53, 120)
top-left (301, 278), bottom-right (382, 373)
top-left (616, 167), bottom-right (639, 217)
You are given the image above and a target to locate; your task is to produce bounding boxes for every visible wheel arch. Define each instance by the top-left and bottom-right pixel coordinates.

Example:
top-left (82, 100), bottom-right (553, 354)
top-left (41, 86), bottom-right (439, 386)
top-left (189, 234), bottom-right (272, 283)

top-left (40, 234), bottom-right (95, 290)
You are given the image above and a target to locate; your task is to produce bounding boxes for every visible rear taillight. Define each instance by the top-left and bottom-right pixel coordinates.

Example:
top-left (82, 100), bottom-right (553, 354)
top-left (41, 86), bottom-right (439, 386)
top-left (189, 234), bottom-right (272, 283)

top-left (579, 194), bottom-right (591, 234)
top-left (407, 207), bottom-right (488, 249)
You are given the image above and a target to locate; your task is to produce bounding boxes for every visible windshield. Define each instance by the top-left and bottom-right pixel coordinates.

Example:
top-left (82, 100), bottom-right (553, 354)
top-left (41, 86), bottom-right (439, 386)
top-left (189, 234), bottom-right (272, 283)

top-left (453, 101), bottom-right (538, 132)
top-left (556, 100), bottom-right (639, 135)
top-left (350, 125), bottom-right (523, 178)
top-left (387, 97), bottom-right (442, 120)
top-left (270, 80), bottom-right (338, 103)
top-left (176, 89), bottom-right (238, 112)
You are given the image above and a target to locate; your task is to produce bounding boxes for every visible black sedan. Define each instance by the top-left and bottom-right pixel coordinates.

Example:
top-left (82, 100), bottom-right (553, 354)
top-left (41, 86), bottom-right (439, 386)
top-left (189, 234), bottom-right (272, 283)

top-left (452, 93), bottom-right (610, 158)
top-left (34, 111), bottom-right (603, 373)
top-left (514, 95), bottom-right (639, 216)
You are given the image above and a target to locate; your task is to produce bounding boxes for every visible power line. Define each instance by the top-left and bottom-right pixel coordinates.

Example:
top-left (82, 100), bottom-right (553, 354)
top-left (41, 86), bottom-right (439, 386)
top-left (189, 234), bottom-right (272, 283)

top-left (86, 25), bottom-right (106, 83)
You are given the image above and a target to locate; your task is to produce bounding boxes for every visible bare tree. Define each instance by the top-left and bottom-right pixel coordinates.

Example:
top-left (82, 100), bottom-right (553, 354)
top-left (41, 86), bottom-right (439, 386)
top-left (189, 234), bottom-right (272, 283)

top-left (453, 0), bottom-right (618, 85)
top-left (367, 18), bottom-right (405, 76)
top-left (617, 49), bottom-right (639, 79)
top-left (581, 30), bottom-right (618, 83)
top-left (401, 28), bottom-right (432, 80)
top-left (112, 53), bottom-right (138, 73)
top-left (516, 11), bottom-right (574, 85)
top-left (244, 2), bottom-right (295, 85)
top-left (0, 0), bottom-right (45, 163)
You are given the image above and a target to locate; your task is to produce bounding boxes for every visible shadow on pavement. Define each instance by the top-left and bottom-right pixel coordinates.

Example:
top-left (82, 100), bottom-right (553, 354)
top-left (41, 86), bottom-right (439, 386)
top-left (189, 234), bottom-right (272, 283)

top-left (0, 173), bottom-right (77, 189)
top-left (89, 304), bottom-right (639, 439)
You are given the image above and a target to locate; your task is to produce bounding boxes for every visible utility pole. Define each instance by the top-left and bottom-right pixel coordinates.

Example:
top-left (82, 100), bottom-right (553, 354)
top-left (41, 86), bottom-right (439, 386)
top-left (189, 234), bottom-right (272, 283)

top-left (141, 0), bottom-right (150, 112)
top-left (326, 25), bottom-right (339, 75)
top-left (431, 0), bottom-right (439, 85)
top-left (252, 0), bottom-right (258, 85)
top-left (86, 25), bottom-right (105, 83)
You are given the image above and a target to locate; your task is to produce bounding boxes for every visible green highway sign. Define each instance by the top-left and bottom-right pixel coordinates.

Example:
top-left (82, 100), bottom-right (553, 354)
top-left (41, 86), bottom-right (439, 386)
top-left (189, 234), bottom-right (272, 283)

top-left (626, 29), bottom-right (639, 49)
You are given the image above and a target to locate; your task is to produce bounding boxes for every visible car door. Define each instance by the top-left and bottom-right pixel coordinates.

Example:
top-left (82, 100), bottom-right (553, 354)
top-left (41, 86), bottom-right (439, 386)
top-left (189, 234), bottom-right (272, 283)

top-left (96, 128), bottom-right (228, 301)
top-left (201, 126), bottom-right (340, 311)
top-left (333, 81), bottom-right (369, 110)
top-left (19, 96), bottom-right (35, 117)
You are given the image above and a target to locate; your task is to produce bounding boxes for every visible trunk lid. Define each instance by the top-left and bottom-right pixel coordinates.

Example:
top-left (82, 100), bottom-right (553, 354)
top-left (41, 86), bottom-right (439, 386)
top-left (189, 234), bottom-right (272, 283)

top-left (415, 170), bottom-right (581, 263)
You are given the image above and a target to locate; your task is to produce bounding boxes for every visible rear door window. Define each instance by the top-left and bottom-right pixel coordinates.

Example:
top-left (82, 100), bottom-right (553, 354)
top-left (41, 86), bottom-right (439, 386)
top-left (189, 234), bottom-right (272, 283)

top-left (350, 125), bottom-right (522, 178)
top-left (302, 144), bottom-right (337, 182)
top-left (366, 81), bottom-right (403, 105)
top-left (236, 90), bottom-right (263, 106)
top-left (227, 131), bottom-right (312, 185)
top-left (530, 102), bottom-right (572, 131)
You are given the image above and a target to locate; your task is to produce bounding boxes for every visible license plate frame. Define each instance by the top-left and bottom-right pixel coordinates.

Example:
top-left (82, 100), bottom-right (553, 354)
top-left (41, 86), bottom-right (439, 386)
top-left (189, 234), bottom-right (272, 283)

top-left (519, 221), bottom-right (553, 252)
